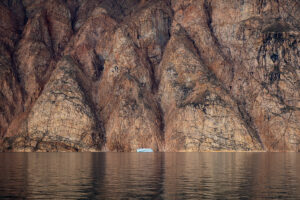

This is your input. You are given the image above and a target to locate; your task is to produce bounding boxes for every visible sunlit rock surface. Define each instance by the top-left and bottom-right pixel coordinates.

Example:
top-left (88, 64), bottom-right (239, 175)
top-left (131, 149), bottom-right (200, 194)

top-left (3, 57), bottom-right (104, 152)
top-left (0, 0), bottom-right (299, 152)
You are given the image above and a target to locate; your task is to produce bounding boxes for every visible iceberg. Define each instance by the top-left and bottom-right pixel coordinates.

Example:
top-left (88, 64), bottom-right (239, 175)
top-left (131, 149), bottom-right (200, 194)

top-left (137, 148), bottom-right (154, 152)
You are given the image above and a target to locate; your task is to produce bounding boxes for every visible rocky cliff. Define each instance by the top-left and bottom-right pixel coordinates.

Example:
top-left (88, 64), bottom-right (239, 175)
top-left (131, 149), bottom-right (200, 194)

top-left (0, 0), bottom-right (299, 152)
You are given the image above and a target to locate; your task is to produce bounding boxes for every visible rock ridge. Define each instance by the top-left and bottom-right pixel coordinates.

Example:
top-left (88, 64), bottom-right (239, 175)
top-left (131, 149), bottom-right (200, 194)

top-left (0, 0), bottom-right (299, 152)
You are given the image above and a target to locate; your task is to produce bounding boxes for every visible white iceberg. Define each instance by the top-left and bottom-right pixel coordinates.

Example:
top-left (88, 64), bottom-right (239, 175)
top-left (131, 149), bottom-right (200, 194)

top-left (137, 148), bottom-right (154, 152)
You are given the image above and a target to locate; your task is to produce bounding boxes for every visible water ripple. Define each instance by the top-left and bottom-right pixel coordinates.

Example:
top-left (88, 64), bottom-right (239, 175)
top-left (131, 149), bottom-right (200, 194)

top-left (0, 153), bottom-right (299, 199)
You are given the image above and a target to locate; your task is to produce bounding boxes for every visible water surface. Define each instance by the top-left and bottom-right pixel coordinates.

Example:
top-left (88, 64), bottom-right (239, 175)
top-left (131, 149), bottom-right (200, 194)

top-left (0, 153), bottom-right (299, 199)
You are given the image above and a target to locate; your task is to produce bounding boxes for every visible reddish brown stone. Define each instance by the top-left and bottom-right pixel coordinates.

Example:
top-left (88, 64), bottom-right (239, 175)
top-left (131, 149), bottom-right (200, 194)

top-left (1, 0), bottom-right (299, 152)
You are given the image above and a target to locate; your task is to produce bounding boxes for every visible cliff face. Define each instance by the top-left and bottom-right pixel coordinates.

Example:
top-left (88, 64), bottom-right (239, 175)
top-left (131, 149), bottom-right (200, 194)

top-left (0, 0), bottom-right (299, 152)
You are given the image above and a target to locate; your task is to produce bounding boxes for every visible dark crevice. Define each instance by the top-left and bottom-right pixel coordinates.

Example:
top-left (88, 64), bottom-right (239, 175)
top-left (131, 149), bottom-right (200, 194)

top-left (0, 0), bottom-right (28, 137)
top-left (203, 0), bottom-right (235, 82)
top-left (71, 6), bottom-right (79, 33)
top-left (44, 12), bottom-right (55, 57)
top-left (269, 65), bottom-right (280, 84)
top-left (93, 50), bottom-right (105, 81)
top-left (71, 58), bottom-right (106, 149)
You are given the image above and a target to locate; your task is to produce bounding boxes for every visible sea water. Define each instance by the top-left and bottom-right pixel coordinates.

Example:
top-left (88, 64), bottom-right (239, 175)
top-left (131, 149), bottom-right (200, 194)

top-left (0, 152), bottom-right (299, 199)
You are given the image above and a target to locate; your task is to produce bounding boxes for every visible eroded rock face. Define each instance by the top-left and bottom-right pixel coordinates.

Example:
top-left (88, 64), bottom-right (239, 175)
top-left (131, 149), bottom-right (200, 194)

top-left (0, 3), bottom-right (23, 139)
top-left (97, 28), bottom-right (163, 152)
top-left (172, 0), bottom-right (300, 151)
top-left (15, 0), bottom-right (73, 109)
top-left (2, 57), bottom-right (103, 152)
top-left (158, 27), bottom-right (263, 151)
top-left (0, 0), bottom-right (299, 152)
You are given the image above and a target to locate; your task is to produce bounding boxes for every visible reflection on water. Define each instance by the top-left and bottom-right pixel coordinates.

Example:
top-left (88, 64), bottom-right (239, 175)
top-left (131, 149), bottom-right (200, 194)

top-left (0, 153), bottom-right (299, 199)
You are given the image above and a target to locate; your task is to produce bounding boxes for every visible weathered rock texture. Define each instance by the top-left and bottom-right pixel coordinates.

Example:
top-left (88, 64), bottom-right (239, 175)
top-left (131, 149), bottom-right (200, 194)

top-left (0, 2), bottom-right (23, 139)
top-left (3, 57), bottom-right (104, 151)
top-left (0, 0), bottom-right (299, 152)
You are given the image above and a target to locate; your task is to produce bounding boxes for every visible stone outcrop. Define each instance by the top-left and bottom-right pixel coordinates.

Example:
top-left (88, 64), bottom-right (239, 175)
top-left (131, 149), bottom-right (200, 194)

top-left (158, 26), bottom-right (263, 151)
top-left (15, 0), bottom-right (73, 109)
top-left (97, 28), bottom-right (163, 152)
top-left (2, 57), bottom-right (104, 152)
top-left (172, 0), bottom-right (300, 151)
top-left (0, 0), bottom-right (299, 152)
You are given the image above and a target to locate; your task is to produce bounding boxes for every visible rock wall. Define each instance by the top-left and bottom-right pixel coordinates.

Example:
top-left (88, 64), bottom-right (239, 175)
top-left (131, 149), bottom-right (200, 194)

top-left (0, 0), bottom-right (299, 152)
